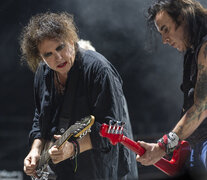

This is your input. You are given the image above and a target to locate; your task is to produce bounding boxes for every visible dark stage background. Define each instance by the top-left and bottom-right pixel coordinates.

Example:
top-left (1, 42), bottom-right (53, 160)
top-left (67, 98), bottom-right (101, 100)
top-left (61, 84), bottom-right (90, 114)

top-left (0, 0), bottom-right (207, 179)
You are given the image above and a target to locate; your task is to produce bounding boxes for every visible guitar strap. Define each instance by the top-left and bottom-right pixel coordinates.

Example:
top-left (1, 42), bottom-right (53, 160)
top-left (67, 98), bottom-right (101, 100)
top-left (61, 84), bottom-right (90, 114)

top-left (57, 54), bottom-right (81, 134)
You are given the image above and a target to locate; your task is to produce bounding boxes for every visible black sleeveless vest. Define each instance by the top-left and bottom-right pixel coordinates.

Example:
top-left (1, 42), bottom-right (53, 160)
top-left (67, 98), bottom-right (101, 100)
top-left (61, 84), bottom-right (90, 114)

top-left (181, 35), bottom-right (207, 147)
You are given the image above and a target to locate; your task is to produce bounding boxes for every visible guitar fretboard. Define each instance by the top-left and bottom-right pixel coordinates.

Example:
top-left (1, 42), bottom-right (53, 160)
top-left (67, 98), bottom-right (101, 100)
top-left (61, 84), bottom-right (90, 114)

top-left (37, 127), bottom-right (74, 169)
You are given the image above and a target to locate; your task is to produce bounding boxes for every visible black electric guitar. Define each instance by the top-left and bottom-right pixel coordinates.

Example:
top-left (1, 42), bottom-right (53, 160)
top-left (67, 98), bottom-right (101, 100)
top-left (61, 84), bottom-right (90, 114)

top-left (32, 115), bottom-right (95, 180)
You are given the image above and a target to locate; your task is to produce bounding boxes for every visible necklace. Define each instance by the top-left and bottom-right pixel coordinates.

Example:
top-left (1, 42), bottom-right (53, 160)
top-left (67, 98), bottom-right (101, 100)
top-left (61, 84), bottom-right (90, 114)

top-left (55, 72), bottom-right (65, 94)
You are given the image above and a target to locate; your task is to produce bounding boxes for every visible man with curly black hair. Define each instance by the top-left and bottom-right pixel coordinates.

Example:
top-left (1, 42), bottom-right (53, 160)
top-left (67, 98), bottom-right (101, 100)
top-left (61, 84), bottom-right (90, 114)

top-left (21, 12), bottom-right (138, 180)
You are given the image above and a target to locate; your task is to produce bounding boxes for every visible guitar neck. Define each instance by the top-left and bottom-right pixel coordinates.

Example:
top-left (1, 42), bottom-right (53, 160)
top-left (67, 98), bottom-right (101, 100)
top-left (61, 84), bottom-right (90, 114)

top-left (120, 135), bottom-right (146, 156)
top-left (54, 129), bottom-right (73, 148)
top-left (38, 149), bottom-right (50, 169)
top-left (38, 129), bottom-right (73, 169)
top-left (119, 135), bottom-right (183, 176)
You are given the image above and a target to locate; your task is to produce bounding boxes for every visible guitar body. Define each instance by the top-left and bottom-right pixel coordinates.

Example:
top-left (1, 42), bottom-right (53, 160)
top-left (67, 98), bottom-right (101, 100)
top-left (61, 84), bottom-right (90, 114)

top-left (100, 123), bottom-right (191, 176)
top-left (32, 141), bottom-right (55, 180)
top-left (33, 163), bottom-right (55, 180)
top-left (154, 141), bottom-right (190, 175)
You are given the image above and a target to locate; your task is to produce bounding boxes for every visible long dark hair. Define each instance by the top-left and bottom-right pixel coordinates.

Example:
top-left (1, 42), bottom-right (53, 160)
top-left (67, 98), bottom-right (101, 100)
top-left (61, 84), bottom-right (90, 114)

top-left (147, 0), bottom-right (207, 50)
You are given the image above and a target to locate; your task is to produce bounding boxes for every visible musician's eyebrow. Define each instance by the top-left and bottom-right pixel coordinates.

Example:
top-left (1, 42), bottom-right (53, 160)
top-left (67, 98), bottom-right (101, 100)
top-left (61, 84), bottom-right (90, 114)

top-left (41, 43), bottom-right (65, 58)
top-left (43, 52), bottom-right (52, 58)
top-left (56, 44), bottom-right (65, 51)
top-left (160, 25), bottom-right (166, 32)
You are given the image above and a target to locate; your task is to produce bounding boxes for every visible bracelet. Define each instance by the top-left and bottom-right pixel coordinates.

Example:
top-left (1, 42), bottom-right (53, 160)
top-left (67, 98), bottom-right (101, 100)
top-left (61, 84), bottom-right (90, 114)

top-left (67, 138), bottom-right (80, 172)
top-left (70, 139), bottom-right (80, 160)
top-left (157, 132), bottom-right (180, 154)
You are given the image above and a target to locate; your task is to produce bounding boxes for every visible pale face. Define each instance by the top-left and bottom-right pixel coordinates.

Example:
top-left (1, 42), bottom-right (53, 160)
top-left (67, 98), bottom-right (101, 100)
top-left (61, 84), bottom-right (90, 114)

top-left (38, 38), bottom-right (75, 76)
top-left (154, 10), bottom-right (187, 52)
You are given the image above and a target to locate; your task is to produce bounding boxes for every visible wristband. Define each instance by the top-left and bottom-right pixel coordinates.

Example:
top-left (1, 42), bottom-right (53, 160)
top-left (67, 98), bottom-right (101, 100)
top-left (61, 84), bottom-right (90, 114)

top-left (157, 132), bottom-right (180, 154)
top-left (70, 139), bottom-right (80, 160)
top-left (68, 139), bottom-right (80, 172)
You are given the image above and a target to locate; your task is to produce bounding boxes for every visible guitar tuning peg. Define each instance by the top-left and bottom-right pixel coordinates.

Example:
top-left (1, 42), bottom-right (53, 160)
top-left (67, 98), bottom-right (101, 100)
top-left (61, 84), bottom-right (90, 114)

top-left (115, 127), bottom-right (119, 134)
top-left (109, 120), bottom-right (113, 125)
top-left (79, 134), bottom-right (83, 139)
top-left (122, 122), bottom-right (126, 126)
top-left (112, 124), bottom-right (117, 134)
top-left (87, 128), bottom-right (91, 133)
top-left (117, 121), bottom-right (122, 126)
top-left (109, 120), bottom-right (116, 125)
top-left (79, 131), bottom-right (88, 139)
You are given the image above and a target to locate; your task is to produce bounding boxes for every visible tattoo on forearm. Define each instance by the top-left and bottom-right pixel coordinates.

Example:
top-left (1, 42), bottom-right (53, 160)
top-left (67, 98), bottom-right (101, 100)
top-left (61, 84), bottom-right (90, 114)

top-left (185, 64), bottom-right (207, 126)
top-left (176, 49), bottom-right (207, 137)
top-left (177, 125), bottom-right (184, 134)
top-left (186, 105), bottom-right (202, 122)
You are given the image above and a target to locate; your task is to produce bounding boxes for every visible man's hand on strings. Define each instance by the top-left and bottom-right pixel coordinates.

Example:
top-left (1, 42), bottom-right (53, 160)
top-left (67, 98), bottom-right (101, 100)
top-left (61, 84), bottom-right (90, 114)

top-left (48, 135), bottom-right (75, 164)
top-left (23, 148), bottom-right (40, 178)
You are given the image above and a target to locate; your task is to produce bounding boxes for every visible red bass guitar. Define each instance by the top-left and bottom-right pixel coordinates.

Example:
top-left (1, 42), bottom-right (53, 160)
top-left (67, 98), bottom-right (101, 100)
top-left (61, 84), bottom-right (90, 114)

top-left (100, 121), bottom-right (191, 176)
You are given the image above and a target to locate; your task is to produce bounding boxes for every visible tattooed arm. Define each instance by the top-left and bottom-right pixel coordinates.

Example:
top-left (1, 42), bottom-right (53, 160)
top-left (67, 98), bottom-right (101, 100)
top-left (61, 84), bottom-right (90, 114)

top-left (136, 42), bottom-right (207, 166)
top-left (173, 42), bottom-right (207, 139)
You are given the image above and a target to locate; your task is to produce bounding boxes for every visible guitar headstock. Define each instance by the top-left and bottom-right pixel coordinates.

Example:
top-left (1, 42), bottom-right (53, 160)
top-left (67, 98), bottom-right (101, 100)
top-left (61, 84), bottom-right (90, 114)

top-left (100, 120), bottom-right (125, 145)
top-left (71, 115), bottom-right (95, 139)
top-left (59, 115), bottom-right (95, 145)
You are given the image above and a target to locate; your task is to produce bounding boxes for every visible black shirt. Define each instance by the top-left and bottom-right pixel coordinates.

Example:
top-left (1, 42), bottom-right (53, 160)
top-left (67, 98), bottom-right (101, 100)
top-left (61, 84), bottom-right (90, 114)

top-left (29, 48), bottom-right (138, 180)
